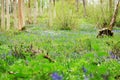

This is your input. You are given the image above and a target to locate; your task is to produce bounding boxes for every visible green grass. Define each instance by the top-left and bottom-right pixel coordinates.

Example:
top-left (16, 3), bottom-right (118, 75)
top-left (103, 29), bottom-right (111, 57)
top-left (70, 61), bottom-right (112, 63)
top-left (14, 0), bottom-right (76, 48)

top-left (0, 26), bottom-right (120, 80)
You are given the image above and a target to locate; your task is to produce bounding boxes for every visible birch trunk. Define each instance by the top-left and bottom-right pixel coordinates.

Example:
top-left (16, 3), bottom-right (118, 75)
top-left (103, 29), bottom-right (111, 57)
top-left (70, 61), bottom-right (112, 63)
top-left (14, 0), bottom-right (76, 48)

top-left (53, 0), bottom-right (56, 18)
top-left (34, 0), bottom-right (38, 24)
top-left (76, 0), bottom-right (79, 12)
top-left (27, 0), bottom-right (31, 24)
top-left (22, 0), bottom-right (25, 26)
top-left (6, 0), bottom-right (10, 30)
top-left (1, 0), bottom-right (5, 30)
top-left (48, 0), bottom-right (53, 27)
top-left (13, 0), bottom-right (17, 29)
top-left (82, 0), bottom-right (87, 17)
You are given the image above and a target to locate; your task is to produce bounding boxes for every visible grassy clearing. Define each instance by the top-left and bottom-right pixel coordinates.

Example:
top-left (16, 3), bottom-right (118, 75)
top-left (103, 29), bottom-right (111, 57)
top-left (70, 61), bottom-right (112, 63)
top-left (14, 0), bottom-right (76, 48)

top-left (0, 25), bottom-right (120, 80)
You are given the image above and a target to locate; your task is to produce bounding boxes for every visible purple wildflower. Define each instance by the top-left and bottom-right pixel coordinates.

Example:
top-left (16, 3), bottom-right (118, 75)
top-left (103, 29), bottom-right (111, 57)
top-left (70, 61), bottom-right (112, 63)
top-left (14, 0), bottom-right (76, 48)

top-left (51, 72), bottom-right (63, 80)
top-left (89, 73), bottom-right (94, 78)
top-left (109, 51), bottom-right (116, 59)
top-left (83, 74), bottom-right (89, 80)
top-left (82, 66), bottom-right (87, 73)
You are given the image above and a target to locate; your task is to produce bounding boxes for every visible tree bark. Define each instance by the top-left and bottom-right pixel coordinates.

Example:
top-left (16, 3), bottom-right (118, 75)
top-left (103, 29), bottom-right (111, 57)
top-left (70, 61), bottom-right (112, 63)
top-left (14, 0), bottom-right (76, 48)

top-left (34, 0), bottom-right (38, 24)
top-left (109, 0), bottom-right (120, 30)
top-left (1, 0), bottom-right (5, 30)
top-left (22, 0), bottom-right (25, 26)
top-left (76, 0), bottom-right (79, 12)
top-left (53, 0), bottom-right (56, 18)
top-left (40, 0), bottom-right (43, 16)
top-left (82, 0), bottom-right (87, 17)
top-left (18, 0), bottom-right (23, 30)
top-left (48, 0), bottom-right (53, 27)
top-left (13, 0), bottom-right (17, 29)
top-left (27, 0), bottom-right (32, 24)
top-left (6, 0), bottom-right (10, 30)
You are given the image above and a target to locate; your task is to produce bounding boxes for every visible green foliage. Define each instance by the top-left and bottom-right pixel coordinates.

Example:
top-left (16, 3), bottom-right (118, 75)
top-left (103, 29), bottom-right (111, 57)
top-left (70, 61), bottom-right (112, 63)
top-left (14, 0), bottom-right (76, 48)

top-left (86, 4), bottom-right (112, 28)
top-left (0, 26), bottom-right (120, 79)
top-left (53, 1), bottom-right (78, 30)
top-left (116, 13), bottom-right (120, 27)
top-left (112, 41), bottom-right (120, 58)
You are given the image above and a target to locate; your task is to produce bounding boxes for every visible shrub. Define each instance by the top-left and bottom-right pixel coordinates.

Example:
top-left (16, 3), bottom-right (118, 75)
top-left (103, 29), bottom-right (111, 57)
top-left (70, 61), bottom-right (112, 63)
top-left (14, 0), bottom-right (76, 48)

top-left (54, 2), bottom-right (78, 30)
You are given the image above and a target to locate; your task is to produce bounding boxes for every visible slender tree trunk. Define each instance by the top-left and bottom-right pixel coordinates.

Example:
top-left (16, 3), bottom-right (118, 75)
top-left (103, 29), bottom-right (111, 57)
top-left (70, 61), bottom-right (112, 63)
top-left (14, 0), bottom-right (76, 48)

top-left (34, 0), bottom-right (38, 24)
top-left (48, 0), bottom-right (53, 27)
top-left (13, 0), bottom-right (17, 29)
top-left (22, 0), bottom-right (25, 26)
top-left (53, 0), bottom-right (56, 18)
top-left (76, 0), bottom-right (79, 12)
top-left (109, 0), bottom-right (120, 30)
top-left (27, 0), bottom-right (31, 24)
top-left (82, 0), bottom-right (87, 17)
top-left (6, 0), bottom-right (10, 30)
top-left (1, 0), bottom-right (5, 30)
top-left (40, 0), bottom-right (43, 16)
top-left (18, 0), bottom-right (23, 30)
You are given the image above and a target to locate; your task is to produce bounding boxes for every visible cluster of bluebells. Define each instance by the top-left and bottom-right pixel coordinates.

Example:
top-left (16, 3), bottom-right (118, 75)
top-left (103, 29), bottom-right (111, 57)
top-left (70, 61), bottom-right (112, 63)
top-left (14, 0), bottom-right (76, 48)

top-left (82, 66), bottom-right (89, 80)
top-left (51, 72), bottom-right (63, 80)
top-left (109, 51), bottom-right (119, 59)
top-left (82, 66), bottom-right (87, 74)
top-left (82, 66), bottom-right (94, 80)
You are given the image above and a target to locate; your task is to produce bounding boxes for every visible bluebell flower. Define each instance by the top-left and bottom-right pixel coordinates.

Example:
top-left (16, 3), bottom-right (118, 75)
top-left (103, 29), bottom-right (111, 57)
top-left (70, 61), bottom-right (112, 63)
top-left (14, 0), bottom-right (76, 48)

top-left (82, 66), bottom-right (87, 73)
top-left (108, 51), bottom-right (116, 59)
top-left (83, 74), bottom-right (89, 80)
top-left (51, 72), bottom-right (63, 80)
top-left (89, 73), bottom-right (94, 78)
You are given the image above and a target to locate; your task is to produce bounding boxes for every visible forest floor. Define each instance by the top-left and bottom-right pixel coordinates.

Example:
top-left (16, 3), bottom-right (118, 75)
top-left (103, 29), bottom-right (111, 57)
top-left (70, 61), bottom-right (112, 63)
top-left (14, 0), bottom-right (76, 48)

top-left (0, 24), bottom-right (120, 80)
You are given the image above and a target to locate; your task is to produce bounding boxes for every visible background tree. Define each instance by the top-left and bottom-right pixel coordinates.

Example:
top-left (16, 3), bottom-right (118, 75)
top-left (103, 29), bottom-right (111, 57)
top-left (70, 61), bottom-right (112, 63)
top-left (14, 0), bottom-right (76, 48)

top-left (82, 0), bottom-right (87, 17)
top-left (76, 0), bottom-right (79, 12)
top-left (48, 0), bottom-right (53, 27)
top-left (53, 0), bottom-right (56, 18)
top-left (13, 0), bottom-right (17, 29)
top-left (27, 0), bottom-right (32, 24)
top-left (1, 0), bottom-right (5, 30)
top-left (34, 0), bottom-right (38, 24)
top-left (6, 0), bottom-right (10, 30)
top-left (18, 0), bottom-right (24, 30)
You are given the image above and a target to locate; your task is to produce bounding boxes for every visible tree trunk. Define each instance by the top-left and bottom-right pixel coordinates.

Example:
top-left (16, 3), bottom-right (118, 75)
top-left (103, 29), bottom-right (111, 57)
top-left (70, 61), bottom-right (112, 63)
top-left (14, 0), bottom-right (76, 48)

top-left (27, 0), bottom-right (32, 24)
top-left (34, 0), bottom-right (38, 24)
top-left (76, 0), bottom-right (79, 12)
top-left (18, 0), bottom-right (23, 30)
top-left (48, 0), bottom-right (53, 27)
top-left (1, 0), bottom-right (5, 30)
top-left (109, 0), bottom-right (120, 30)
top-left (53, 0), bottom-right (56, 18)
top-left (22, 0), bottom-right (25, 26)
top-left (6, 0), bottom-right (10, 30)
top-left (13, 0), bottom-right (17, 29)
top-left (82, 0), bottom-right (87, 17)
top-left (40, 0), bottom-right (43, 16)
